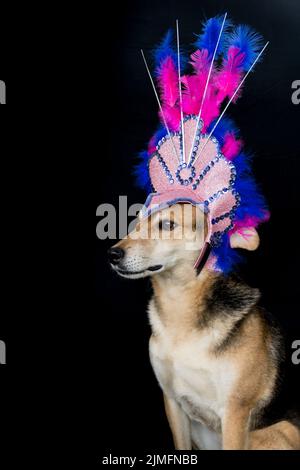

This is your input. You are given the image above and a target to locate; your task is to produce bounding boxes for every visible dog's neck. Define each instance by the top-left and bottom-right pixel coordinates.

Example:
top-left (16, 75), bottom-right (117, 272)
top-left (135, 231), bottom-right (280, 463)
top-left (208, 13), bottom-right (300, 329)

top-left (150, 263), bottom-right (217, 330)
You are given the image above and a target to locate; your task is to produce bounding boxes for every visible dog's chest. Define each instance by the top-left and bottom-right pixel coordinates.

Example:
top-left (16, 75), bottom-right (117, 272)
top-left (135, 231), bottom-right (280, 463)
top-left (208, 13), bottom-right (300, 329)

top-left (148, 302), bottom-right (235, 427)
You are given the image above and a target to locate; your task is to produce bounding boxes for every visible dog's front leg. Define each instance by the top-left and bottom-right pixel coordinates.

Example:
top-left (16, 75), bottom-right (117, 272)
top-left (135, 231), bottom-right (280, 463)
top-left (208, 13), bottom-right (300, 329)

top-left (163, 394), bottom-right (191, 450)
top-left (222, 405), bottom-right (251, 450)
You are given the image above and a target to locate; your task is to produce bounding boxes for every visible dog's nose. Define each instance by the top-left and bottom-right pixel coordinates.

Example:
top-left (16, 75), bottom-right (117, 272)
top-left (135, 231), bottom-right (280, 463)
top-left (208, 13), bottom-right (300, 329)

top-left (108, 247), bottom-right (125, 265)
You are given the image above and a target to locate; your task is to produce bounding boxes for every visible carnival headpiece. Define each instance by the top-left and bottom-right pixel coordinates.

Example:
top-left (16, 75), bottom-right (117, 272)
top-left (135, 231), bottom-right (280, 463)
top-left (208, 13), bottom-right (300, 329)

top-left (135, 14), bottom-right (270, 272)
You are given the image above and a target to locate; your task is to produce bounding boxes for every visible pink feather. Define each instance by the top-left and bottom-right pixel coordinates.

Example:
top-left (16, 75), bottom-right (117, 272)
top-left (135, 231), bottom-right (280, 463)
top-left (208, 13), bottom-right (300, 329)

top-left (215, 46), bottom-right (245, 105)
top-left (182, 48), bottom-right (220, 129)
top-left (201, 88), bottom-right (220, 131)
top-left (229, 211), bottom-right (271, 235)
top-left (182, 49), bottom-right (213, 115)
top-left (190, 49), bottom-right (210, 74)
top-left (148, 136), bottom-right (157, 155)
top-left (222, 132), bottom-right (243, 160)
top-left (159, 107), bottom-right (181, 132)
top-left (157, 57), bottom-right (180, 130)
top-left (182, 75), bottom-right (204, 114)
top-left (157, 56), bottom-right (178, 107)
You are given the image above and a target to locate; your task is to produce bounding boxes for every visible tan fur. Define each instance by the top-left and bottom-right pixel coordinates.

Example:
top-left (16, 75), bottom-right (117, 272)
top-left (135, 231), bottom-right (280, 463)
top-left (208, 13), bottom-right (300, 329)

top-left (111, 204), bottom-right (300, 450)
top-left (229, 227), bottom-right (260, 251)
top-left (250, 421), bottom-right (300, 450)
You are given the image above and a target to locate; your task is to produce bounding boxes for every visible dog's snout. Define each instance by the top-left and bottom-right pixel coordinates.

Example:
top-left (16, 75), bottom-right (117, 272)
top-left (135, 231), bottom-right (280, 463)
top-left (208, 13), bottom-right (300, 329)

top-left (108, 247), bottom-right (125, 265)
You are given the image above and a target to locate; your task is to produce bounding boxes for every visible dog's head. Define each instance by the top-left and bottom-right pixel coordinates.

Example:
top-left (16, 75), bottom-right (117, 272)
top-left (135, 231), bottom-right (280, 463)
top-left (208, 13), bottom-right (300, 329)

top-left (108, 203), bottom-right (260, 279)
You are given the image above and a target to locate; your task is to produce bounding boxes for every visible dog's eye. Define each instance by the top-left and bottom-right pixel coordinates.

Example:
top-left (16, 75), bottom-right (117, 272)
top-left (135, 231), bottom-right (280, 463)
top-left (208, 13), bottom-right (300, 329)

top-left (159, 220), bottom-right (177, 231)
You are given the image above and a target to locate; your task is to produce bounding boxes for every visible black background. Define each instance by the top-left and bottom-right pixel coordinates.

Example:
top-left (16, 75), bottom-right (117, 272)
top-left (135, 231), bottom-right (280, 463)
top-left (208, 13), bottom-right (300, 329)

top-left (1, 0), bottom-right (299, 465)
top-left (95, 0), bottom-right (300, 456)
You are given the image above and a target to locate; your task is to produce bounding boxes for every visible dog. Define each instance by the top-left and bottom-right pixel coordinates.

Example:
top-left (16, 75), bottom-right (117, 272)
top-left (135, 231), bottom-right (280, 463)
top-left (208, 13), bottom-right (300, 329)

top-left (109, 203), bottom-right (300, 450)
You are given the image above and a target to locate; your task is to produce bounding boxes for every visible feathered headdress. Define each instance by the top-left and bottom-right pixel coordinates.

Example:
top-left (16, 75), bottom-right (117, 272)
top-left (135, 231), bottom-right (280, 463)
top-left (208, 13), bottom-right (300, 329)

top-left (135, 14), bottom-right (270, 273)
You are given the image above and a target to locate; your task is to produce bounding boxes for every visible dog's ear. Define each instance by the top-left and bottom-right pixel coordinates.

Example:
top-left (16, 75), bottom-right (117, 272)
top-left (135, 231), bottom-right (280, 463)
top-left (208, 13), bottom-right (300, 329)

top-left (229, 227), bottom-right (260, 251)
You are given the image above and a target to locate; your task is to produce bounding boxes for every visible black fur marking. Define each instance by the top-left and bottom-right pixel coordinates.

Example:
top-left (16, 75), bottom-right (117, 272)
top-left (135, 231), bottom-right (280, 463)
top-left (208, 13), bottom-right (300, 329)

top-left (196, 274), bottom-right (261, 350)
top-left (284, 410), bottom-right (300, 431)
top-left (204, 274), bottom-right (260, 321)
top-left (215, 315), bottom-right (248, 353)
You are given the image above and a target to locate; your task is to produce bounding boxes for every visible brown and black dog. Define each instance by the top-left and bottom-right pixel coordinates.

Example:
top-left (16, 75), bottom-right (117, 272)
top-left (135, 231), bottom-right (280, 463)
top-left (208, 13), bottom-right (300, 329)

top-left (109, 203), bottom-right (300, 450)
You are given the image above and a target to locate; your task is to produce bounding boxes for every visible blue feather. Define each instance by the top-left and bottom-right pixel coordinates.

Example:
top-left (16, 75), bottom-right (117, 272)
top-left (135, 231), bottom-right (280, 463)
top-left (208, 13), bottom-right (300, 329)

top-left (208, 116), bottom-right (239, 147)
top-left (134, 126), bottom-right (167, 191)
top-left (211, 150), bottom-right (268, 272)
top-left (152, 126), bottom-right (167, 146)
top-left (231, 151), bottom-right (268, 222)
top-left (212, 234), bottom-right (244, 273)
top-left (234, 176), bottom-right (268, 222)
top-left (153, 30), bottom-right (178, 73)
top-left (225, 25), bottom-right (264, 71)
top-left (194, 15), bottom-right (232, 58)
top-left (133, 150), bottom-right (152, 192)
top-left (232, 152), bottom-right (252, 176)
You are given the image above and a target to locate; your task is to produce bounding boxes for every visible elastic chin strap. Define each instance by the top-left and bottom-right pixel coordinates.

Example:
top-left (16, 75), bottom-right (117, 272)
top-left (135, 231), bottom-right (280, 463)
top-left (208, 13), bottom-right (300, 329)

top-left (193, 218), bottom-right (212, 275)
top-left (193, 241), bottom-right (212, 275)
